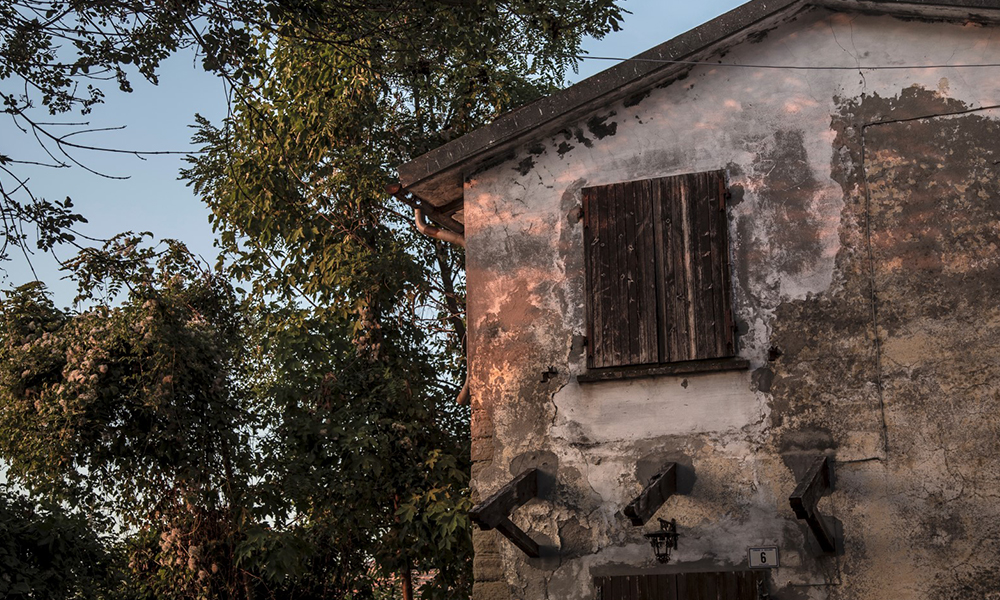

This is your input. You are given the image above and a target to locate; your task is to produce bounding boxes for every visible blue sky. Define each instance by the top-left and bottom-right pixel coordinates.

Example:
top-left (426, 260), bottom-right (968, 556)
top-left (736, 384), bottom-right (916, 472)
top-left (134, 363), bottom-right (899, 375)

top-left (4, 0), bottom-right (740, 306)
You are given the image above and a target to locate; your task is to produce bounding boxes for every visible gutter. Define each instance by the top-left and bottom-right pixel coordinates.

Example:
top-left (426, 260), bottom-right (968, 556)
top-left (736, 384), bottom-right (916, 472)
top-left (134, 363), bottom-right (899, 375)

top-left (386, 183), bottom-right (466, 247)
top-left (414, 207), bottom-right (465, 248)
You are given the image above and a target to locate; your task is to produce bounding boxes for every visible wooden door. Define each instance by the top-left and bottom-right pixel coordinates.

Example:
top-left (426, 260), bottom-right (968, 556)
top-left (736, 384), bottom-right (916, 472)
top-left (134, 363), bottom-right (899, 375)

top-left (593, 571), bottom-right (764, 600)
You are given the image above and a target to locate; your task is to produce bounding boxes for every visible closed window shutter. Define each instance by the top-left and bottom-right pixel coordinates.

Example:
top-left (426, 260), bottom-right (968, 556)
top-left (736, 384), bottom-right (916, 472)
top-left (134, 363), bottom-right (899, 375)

top-left (583, 171), bottom-right (734, 369)
top-left (583, 180), bottom-right (660, 368)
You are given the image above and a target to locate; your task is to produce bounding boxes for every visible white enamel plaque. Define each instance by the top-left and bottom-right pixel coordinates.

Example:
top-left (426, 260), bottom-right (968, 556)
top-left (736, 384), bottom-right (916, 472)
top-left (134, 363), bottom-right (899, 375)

top-left (748, 547), bottom-right (779, 568)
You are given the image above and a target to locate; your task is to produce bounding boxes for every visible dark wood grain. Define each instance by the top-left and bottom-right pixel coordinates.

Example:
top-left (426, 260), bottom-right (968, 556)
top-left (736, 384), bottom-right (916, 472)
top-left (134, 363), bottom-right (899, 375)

top-left (594, 572), bottom-right (759, 600)
top-left (634, 179), bottom-right (659, 364)
top-left (583, 187), bottom-right (597, 369)
top-left (582, 170), bottom-right (735, 370)
top-left (664, 574), bottom-right (679, 600)
top-left (621, 182), bottom-right (643, 365)
top-left (595, 184), bottom-right (612, 368)
top-left (469, 469), bottom-right (541, 557)
top-left (703, 172), bottom-right (724, 358)
top-left (614, 574), bottom-right (627, 600)
top-left (595, 577), bottom-right (608, 600)
top-left (597, 183), bottom-right (611, 368)
top-left (704, 571), bottom-right (719, 600)
top-left (719, 571), bottom-right (738, 600)
top-left (650, 179), bottom-right (668, 364)
top-left (789, 455), bottom-right (836, 553)
top-left (688, 173), bottom-right (710, 359)
top-left (675, 572), bottom-right (691, 600)
top-left (612, 181), bottom-right (629, 365)
top-left (469, 468), bottom-right (538, 529)
top-left (716, 175), bottom-right (736, 355)
top-left (605, 182), bottom-right (621, 367)
top-left (664, 175), bottom-right (690, 362)
top-left (695, 173), bottom-right (725, 358)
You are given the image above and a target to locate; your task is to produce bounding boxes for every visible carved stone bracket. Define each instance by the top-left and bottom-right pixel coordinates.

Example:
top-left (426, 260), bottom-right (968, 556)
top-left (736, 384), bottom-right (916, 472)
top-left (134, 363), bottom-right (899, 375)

top-left (469, 468), bottom-right (540, 557)
top-left (789, 455), bottom-right (836, 554)
top-left (623, 462), bottom-right (678, 526)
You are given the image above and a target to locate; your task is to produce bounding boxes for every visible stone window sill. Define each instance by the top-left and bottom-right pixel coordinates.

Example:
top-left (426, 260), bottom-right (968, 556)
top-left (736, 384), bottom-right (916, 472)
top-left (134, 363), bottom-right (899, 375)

top-left (577, 357), bottom-right (750, 383)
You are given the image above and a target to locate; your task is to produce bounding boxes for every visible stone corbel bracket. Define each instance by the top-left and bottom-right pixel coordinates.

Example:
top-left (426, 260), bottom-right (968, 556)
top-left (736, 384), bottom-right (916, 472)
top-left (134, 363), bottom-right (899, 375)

top-left (623, 462), bottom-right (678, 526)
top-left (789, 455), bottom-right (836, 554)
top-left (469, 468), bottom-right (540, 557)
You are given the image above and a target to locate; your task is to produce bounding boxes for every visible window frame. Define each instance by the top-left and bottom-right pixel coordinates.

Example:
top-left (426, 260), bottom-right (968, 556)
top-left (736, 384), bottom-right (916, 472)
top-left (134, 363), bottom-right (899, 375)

top-left (580, 171), bottom-right (745, 379)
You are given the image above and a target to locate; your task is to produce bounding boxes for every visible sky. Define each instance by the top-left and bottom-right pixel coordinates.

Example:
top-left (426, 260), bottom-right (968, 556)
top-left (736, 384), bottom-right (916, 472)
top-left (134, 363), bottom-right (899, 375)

top-left (3, 0), bottom-right (741, 306)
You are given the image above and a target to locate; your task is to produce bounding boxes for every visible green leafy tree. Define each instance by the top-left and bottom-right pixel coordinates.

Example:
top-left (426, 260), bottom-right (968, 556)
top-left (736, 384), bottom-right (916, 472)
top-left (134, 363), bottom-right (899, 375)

top-left (0, 486), bottom-right (118, 599)
top-left (1, 1), bottom-right (625, 598)
top-left (183, 2), bottom-right (623, 597)
top-left (1, 0), bottom-right (258, 266)
top-left (0, 235), bottom-right (266, 599)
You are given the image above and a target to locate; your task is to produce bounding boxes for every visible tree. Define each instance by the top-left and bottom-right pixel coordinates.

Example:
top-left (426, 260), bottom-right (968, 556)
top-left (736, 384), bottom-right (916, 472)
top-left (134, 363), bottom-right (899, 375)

top-left (0, 486), bottom-right (118, 599)
top-left (0, 235), bottom-right (269, 598)
top-left (1, 0), bottom-right (252, 266)
top-left (2, 0), bottom-right (622, 267)
top-left (183, 2), bottom-right (623, 596)
top-left (0, 1), bottom-right (626, 598)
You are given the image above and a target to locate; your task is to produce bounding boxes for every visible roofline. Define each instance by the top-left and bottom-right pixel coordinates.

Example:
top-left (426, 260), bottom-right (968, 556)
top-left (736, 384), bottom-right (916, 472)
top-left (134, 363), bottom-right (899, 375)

top-left (397, 0), bottom-right (800, 192)
top-left (398, 0), bottom-right (1000, 201)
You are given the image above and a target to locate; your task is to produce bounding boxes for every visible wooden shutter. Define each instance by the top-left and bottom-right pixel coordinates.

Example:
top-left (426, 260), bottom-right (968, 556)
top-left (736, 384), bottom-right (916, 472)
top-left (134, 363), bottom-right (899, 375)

top-left (657, 171), bottom-right (734, 363)
top-left (594, 571), bottom-right (763, 600)
top-left (583, 171), bottom-right (734, 369)
top-left (583, 179), bottom-right (660, 368)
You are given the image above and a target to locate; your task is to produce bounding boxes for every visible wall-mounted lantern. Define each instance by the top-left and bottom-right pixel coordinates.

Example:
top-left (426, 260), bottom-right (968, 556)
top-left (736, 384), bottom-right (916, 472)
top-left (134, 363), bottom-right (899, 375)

top-left (623, 462), bottom-right (683, 563)
top-left (644, 518), bottom-right (679, 563)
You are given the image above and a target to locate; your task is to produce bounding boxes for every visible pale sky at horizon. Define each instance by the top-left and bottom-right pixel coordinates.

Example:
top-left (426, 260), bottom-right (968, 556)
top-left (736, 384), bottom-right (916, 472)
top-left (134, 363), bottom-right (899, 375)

top-left (2, 0), bottom-right (741, 306)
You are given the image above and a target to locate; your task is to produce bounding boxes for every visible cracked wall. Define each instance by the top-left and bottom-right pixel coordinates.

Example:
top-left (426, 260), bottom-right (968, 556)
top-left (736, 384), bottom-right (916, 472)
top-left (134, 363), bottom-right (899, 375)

top-left (462, 8), bottom-right (1000, 600)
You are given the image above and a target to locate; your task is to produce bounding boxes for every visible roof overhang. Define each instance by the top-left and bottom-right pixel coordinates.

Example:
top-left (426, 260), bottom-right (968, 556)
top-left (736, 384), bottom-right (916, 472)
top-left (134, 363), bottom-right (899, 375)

top-left (397, 0), bottom-right (1000, 221)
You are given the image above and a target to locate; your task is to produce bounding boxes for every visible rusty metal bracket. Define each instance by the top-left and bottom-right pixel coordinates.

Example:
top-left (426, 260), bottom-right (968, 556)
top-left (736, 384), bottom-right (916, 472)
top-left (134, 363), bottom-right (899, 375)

top-left (789, 455), bottom-right (836, 554)
top-left (623, 462), bottom-right (678, 526)
top-left (469, 468), bottom-right (540, 557)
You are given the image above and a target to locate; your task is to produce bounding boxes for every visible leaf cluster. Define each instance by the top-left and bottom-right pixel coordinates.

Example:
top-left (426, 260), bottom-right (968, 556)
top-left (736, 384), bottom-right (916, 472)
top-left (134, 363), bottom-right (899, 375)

top-left (0, 486), bottom-right (119, 599)
top-left (0, 0), bottom-right (628, 597)
top-left (0, 237), bottom-right (260, 598)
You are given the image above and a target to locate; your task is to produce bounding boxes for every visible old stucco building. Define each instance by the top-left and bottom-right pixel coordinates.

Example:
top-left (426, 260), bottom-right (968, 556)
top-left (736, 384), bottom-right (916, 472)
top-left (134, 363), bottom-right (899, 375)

top-left (396, 0), bottom-right (1000, 598)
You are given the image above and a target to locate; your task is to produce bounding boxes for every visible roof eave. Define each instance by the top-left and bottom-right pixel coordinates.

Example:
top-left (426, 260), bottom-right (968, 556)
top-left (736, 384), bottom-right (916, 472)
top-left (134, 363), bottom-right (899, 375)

top-left (398, 0), bottom-right (1000, 207)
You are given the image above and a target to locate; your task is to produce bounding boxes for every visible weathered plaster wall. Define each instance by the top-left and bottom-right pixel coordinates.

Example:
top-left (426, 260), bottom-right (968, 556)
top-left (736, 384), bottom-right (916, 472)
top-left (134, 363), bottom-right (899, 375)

top-left (463, 8), bottom-right (1000, 599)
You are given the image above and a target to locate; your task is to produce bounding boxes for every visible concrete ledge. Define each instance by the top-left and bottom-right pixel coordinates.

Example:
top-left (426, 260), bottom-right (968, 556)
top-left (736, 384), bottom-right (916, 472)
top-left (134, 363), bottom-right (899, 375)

top-left (577, 357), bottom-right (750, 383)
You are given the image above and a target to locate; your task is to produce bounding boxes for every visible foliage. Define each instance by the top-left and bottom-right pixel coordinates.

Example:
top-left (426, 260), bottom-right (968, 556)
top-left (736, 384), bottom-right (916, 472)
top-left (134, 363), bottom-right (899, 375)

top-left (0, 0), bottom-right (259, 267)
top-left (1, 0), bottom-right (622, 266)
top-left (0, 235), bottom-right (250, 514)
top-left (179, 2), bottom-right (623, 596)
top-left (0, 233), bottom-right (472, 598)
top-left (0, 486), bottom-right (118, 599)
top-left (181, 2), bottom-right (623, 596)
top-left (0, 0), bottom-right (626, 598)
top-left (0, 235), bottom-right (263, 598)
top-left (239, 298), bottom-right (472, 598)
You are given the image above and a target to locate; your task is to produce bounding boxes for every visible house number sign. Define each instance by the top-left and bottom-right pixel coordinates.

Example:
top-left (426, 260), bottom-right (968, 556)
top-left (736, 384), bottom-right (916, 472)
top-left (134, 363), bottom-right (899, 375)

top-left (748, 547), bottom-right (779, 568)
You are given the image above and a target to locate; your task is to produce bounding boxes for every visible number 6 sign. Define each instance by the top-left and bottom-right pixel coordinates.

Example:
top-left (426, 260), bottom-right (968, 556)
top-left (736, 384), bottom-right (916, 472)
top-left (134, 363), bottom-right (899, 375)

top-left (748, 547), bottom-right (779, 568)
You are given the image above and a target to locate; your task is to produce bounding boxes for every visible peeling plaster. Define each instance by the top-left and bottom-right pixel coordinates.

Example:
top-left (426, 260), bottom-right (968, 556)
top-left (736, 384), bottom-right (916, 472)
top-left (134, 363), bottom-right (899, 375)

top-left (462, 8), bottom-right (1000, 600)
